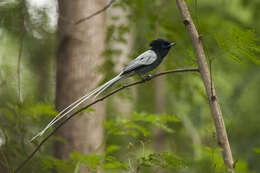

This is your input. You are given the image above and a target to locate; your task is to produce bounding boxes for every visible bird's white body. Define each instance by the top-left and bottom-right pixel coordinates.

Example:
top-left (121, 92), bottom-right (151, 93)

top-left (123, 50), bottom-right (157, 73)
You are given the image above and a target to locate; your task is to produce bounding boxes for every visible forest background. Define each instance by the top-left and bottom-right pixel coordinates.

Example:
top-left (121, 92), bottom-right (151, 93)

top-left (0, 0), bottom-right (260, 172)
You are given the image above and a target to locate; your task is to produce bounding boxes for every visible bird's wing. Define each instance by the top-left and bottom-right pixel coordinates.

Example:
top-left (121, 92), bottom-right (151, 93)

top-left (123, 50), bottom-right (157, 73)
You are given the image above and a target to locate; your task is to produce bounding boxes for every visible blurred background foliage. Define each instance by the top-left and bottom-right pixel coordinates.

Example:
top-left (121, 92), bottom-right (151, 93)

top-left (0, 0), bottom-right (260, 172)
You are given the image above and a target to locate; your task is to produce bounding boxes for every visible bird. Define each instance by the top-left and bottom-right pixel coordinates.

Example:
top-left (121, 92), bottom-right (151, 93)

top-left (30, 38), bottom-right (175, 141)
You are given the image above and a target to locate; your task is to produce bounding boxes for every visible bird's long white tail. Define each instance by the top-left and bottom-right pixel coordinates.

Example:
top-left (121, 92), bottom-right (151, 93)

top-left (30, 74), bottom-right (122, 142)
top-left (94, 74), bottom-right (122, 98)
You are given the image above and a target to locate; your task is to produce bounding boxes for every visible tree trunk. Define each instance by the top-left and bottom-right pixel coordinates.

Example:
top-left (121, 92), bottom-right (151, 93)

top-left (154, 66), bottom-right (166, 152)
top-left (107, 4), bottom-right (134, 117)
top-left (54, 0), bottom-right (106, 172)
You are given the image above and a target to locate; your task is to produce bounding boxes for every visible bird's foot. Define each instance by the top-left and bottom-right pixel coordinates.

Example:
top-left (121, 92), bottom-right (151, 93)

top-left (143, 74), bottom-right (152, 81)
top-left (138, 74), bottom-right (152, 81)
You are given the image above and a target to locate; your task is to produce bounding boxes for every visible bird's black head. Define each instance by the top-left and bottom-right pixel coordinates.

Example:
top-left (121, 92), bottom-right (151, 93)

top-left (149, 38), bottom-right (175, 58)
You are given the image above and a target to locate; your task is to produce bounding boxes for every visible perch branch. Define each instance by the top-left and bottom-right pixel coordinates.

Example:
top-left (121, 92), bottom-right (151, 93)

top-left (14, 68), bottom-right (199, 173)
top-left (176, 0), bottom-right (234, 171)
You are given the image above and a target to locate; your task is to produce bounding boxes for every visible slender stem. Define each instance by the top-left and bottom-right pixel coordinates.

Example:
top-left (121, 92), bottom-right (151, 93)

top-left (14, 68), bottom-right (199, 173)
top-left (17, 0), bottom-right (25, 103)
top-left (176, 0), bottom-right (234, 171)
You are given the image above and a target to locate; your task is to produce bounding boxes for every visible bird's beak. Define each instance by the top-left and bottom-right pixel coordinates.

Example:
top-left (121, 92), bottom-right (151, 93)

top-left (168, 42), bottom-right (176, 48)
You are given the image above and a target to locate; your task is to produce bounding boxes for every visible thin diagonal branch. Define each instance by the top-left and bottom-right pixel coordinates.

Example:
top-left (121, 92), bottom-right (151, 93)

top-left (75, 0), bottom-right (116, 25)
top-left (14, 68), bottom-right (199, 173)
top-left (59, 0), bottom-right (117, 25)
top-left (176, 0), bottom-right (234, 171)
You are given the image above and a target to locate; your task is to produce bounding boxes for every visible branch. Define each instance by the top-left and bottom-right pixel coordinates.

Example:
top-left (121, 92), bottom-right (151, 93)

top-left (75, 0), bottom-right (116, 25)
top-left (14, 68), bottom-right (199, 173)
top-left (176, 0), bottom-right (234, 171)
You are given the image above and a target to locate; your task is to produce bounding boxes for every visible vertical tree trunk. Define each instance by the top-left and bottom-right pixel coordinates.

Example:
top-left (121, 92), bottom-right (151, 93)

top-left (107, 5), bottom-right (134, 117)
top-left (154, 66), bottom-right (166, 152)
top-left (55, 0), bottom-right (106, 172)
top-left (176, 0), bottom-right (234, 171)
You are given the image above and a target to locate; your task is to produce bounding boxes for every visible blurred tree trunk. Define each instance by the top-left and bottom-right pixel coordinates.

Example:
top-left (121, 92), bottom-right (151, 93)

top-left (154, 0), bottom-right (167, 153)
top-left (54, 0), bottom-right (106, 172)
top-left (107, 5), bottom-right (134, 117)
top-left (154, 66), bottom-right (166, 152)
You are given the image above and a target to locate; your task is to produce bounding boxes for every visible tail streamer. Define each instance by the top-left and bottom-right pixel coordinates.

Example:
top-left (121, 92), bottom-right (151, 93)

top-left (30, 74), bottom-right (122, 142)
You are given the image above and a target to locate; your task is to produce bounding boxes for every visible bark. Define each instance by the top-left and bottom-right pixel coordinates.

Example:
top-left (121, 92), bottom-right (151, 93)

top-left (55, 0), bottom-right (106, 172)
top-left (176, 0), bottom-right (234, 171)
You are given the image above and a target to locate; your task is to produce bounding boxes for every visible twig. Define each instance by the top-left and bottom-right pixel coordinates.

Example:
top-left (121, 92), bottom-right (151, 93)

top-left (17, 0), bottom-right (25, 103)
top-left (75, 0), bottom-right (116, 25)
top-left (176, 0), bottom-right (234, 171)
top-left (14, 68), bottom-right (199, 173)
top-left (209, 59), bottom-right (216, 100)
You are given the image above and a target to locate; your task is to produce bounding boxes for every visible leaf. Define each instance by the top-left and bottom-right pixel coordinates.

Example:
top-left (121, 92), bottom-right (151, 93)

top-left (138, 152), bottom-right (187, 170)
top-left (0, 108), bottom-right (15, 122)
top-left (41, 155), bottom-right (74, 172)
top-left (102, 156), bottom-right (127, 170)
top-left (78, 107), bottom-right (95, 116)
top-left (253, 147), bottom-right (260, 154)
top-left (84, 107), bottom-right (95, 113)
top-left (105, 145), bottom-right (120, 155)
top-left (215, 27), bottom-right (260, 65)
top-left (70, 151), bottom-right (104, 170)
top-left (104, 112), bottom-right (179, 138)
top-left (17, 102), bottom-right (57, 118)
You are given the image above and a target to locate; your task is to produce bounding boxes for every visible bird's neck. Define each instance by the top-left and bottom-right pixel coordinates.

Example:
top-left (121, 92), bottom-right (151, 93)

top-left (151, 48), bottom-right (169, 59)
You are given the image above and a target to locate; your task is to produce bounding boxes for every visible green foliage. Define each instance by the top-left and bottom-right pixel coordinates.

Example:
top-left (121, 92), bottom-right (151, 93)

top-left (42, 155), bottom-right (75, 173)
top-left (1, 0), bottom-right (260, 173)
top-left (253, 147), bottom-right (260, 154)
top-left (0, 100), bottom-right (56, 172)
top-left (70, 152), bottom-right (104, 171)
top-left (78, 107), bottom-right (95, 116)
top-left (104, 112), bottom-right (179, 137)
top-left (215, 27), bottom-right (260, 65)
top-left (137, 152), bottom-right (187, 170)
top-left (42, 150), bottom-right (128, 172)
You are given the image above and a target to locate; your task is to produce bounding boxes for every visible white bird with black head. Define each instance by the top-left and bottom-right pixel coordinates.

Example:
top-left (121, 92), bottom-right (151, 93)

top-left (31, 38), bottom-right (175, 141)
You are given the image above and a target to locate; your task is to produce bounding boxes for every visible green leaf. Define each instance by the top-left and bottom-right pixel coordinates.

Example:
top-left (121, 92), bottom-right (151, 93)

top-left (138, 152), bottom-right (187, 170)
top-left (70, 151), bottom-right (104, 170)
top-left (0, 108), bottom-right (15, 122)
top-left (41, 155), bottom-right (74, 172)
top-left (105, 145), bottom-right (120, 155)
top-left (215, 27), bottom-right (260, 65)
top-left (78, 107), bottom-right (95, 116)
top-left (102, 156), bottom-right (127, 170)
top-left (253, 147), bottom-right (260, 154)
